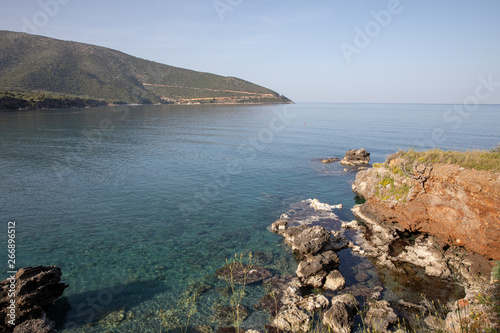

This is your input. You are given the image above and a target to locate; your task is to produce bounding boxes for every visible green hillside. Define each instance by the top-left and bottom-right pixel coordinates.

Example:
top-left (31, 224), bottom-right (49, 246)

top-left (0, 31), bottom-right (292, 108)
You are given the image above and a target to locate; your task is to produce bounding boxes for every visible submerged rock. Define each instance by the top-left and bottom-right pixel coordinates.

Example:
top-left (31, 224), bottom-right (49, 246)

top-left (210, 304), bottom-right (249, 326)
top-left (321, 157), bottom-right (339, 164)
top-left (340, 148), bottom-right (370, 166)
top-left (215, 263), bottom-right (272, 285)
top-left (12, 319), bottom-right (56, 333)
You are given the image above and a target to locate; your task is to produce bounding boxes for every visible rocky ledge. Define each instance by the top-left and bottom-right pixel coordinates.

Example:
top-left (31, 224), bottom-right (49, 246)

top-left (0, 266), bottom-right (68, 333)
top-left (352, 158), bottom-right (500, 261)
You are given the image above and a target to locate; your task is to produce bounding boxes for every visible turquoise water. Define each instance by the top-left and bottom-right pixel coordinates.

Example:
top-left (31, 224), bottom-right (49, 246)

top-left (1, 103), bottom-right (499, 331)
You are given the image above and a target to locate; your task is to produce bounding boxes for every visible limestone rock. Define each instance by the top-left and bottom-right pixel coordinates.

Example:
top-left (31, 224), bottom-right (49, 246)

top-left (321, 157), bottom-right (339, 164)
top-left (341, 220), bottom-right (360, 229)
top-left (298, 294), bottom-right (329, 312)
top-left (340, 148), bottom-right (370, 166)
top-left (283, 225), bottom-right (331, 255)
top-left (324, 270), bottom-right (345, 291)
top-left (271, 219), bottom-right (288, 232)
top-left (296, 251), bottom-right (340, 287)
top-left (322, 294), bottom-right (358, 333)
top-left (365, 300), bottom-right (398, 332)
top-left (273, 307), bottom-right (310, 333)
top-left (395, 235), bottom-right (451, 278)
top-left (310, 199), bottom-right (342, 211)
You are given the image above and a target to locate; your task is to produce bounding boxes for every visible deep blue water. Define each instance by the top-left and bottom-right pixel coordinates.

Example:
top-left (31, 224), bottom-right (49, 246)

top-left (1, 103), bottom-right (499, 332)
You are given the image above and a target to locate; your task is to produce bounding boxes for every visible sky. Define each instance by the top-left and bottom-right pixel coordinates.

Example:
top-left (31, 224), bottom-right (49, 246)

top-left (1, 0), bottom-right (500, 104)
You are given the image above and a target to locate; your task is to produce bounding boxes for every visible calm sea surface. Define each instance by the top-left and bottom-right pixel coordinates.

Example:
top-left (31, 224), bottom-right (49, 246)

top-left (1, 103), bottom-right (499, 331)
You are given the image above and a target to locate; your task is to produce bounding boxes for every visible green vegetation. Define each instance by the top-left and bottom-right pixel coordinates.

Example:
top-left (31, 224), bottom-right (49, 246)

top-left (0, 30), bottom-right (293, 108)
top-left (0, 90), bottom-right (110, 110)
top-left (375, 174), bottom-right (413, 203)
top-left (388, 147), bottom-right (500, 172)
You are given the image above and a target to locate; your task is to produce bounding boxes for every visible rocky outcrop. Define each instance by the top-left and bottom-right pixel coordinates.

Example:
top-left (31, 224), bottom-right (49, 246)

top-left (352, 161), bottom-right (500, 261)
top-left (0, 266), bottom-right (68, 333)
top-left (340, 148), bottom-right (370, 166)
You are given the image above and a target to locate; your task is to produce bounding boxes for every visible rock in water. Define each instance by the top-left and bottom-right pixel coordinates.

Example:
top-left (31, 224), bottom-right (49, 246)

top-left (324, 270), bottom-right (346, 291)
top-left (321, 157), bottom-right (339, 164)
top-left (282, 225), bottom-right (331, 255)
top-left (13, 319), bottom-right (56, 333)
top-left (340, 148), bottom-right (370, 166)
top-left (310, 199), bottom-right (342, 211)
top-left (0, 266), bottom-right (68, 332)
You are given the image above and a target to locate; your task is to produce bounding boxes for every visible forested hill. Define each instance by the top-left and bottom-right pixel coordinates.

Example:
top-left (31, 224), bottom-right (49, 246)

top-left (0, 31), bottom-right (292, 108)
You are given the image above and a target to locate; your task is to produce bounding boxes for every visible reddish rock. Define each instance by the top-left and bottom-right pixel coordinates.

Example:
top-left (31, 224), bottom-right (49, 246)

top-left (353, 163), bottom-right (500, 260)
top-left (0, 266), bottom-right (67, 332)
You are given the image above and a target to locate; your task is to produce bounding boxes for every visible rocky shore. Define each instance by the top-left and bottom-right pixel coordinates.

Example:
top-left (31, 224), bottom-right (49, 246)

top-left (352, 159), bottom-right (500, 261)
top-left (349, 151), bottom-right (500, 332)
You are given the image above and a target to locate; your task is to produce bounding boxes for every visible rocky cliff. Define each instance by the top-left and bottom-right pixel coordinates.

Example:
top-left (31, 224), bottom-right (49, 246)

top-left (352, 157), bottom-right (500, 261)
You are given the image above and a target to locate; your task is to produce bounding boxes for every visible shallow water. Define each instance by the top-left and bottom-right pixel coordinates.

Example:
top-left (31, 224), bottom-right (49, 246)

top-left (1, 103), bottom-right (498, 331)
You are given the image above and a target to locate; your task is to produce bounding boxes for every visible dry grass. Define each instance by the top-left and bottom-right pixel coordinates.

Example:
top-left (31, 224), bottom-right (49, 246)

top-left (387, 145), bottom-right (500, 172)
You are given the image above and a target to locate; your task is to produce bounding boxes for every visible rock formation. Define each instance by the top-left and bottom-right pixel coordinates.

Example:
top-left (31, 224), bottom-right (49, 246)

top-left (0, 266), bottom-right (68, 333)
top-left (352, 161), bottom-right (500, 261)
top-left (340, 148), bottom-right (370, 166)
top-left (265, 200), bottom-right (356, 332)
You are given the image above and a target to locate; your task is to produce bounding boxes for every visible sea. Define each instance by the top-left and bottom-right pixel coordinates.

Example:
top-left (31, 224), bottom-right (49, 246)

top-left (1, 103), bottom-right (499, 332)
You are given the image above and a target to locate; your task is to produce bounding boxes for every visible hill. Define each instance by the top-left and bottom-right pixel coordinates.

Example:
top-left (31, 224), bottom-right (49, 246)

top-left (0, 31), bottom-right (292, 108)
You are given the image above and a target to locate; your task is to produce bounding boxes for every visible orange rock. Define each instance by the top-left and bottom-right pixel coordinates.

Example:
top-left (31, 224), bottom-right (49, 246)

top-left (353, 163), bottom-right (500, 260)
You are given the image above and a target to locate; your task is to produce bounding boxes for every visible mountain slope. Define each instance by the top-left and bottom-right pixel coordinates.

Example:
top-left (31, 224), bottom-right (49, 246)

top-left (0, 31), bottom-right (292, 105)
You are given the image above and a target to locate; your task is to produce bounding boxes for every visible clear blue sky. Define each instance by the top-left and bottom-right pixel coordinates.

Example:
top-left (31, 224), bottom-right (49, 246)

top-left (1, 0), bottom-right (500, 103)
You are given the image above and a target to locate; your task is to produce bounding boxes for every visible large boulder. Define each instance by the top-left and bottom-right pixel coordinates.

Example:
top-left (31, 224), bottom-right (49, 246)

top-left (324, 270), bottom-right (346, 291)
top-left (322, 294), bottom-right (358, 333)
top-left (0, 266), bottom-right (67, 333)
top-left (272, 307), bottom-right (310, 333)
top-left (340, 148), bottom-right (370, 166)
top-left (283, 225), bottom-right (331, 256)
top-left (364, 300), bottom-right (398, 332)
top-left (296, 251), bottom-right (340, 287)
